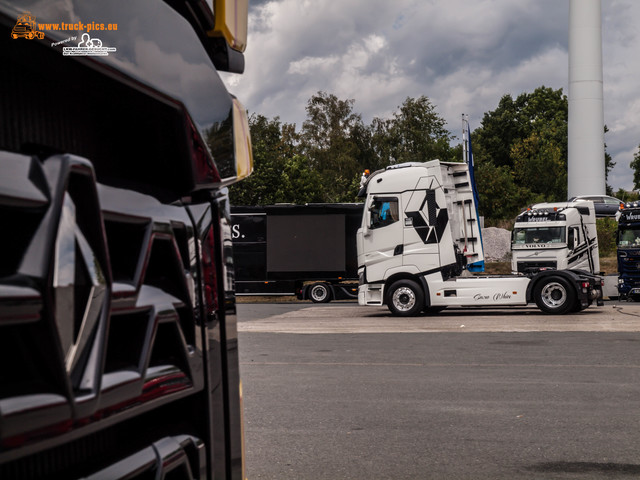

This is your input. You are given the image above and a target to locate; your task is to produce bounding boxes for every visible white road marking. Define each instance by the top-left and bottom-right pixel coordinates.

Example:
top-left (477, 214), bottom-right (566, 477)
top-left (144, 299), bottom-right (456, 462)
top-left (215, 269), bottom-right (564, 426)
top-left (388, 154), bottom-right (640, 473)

top-left (238, 304), bottom-right (640, 334)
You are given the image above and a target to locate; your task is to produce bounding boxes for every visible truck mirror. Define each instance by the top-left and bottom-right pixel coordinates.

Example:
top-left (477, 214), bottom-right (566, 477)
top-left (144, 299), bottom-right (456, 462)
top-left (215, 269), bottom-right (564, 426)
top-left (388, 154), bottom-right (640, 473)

top-left (211, 0), bottom-right (249, 52)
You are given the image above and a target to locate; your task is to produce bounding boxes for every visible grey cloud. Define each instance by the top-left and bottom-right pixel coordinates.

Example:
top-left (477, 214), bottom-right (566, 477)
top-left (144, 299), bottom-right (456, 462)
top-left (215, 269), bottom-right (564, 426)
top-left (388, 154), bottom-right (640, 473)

top-left (228, 0), bottom-right (639, 191)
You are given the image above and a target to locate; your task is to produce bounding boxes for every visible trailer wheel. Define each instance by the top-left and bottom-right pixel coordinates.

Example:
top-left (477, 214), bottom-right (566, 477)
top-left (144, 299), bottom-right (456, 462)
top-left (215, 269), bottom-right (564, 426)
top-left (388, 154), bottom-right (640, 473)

top-left (387, 279), bottom-right (424, 317)
top-left (309, 283), bottom-right (331, 303)
top-left (533, 276), bottom-right (575, 314)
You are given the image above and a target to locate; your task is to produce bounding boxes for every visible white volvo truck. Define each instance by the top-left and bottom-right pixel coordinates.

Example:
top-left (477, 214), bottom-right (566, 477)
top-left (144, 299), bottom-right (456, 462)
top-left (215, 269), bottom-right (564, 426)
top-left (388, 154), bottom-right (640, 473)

top-left (511, 201), bottom-right (600, 274)
top-left (356, 161), bottom-right (602, 316)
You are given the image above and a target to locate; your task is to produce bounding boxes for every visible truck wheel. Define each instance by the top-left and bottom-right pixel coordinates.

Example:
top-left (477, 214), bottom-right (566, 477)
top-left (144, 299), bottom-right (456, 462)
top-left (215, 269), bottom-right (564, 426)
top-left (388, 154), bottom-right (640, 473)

top-left (309, 283), bottom-right (331, 303)
top-left (533, 276), bottom-right (575, 314)
top-left (387, 279), bottom-right (424, 317)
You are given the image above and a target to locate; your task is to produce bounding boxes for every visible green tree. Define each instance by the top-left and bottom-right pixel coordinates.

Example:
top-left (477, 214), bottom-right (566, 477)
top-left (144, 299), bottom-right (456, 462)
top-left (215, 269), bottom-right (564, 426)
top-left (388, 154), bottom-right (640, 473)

top-left (472, 86), bottom-right (568, 219)
top-left (615, 188), bottom-right (639, 203)
top-left (473, 86), bottom-right (568, 169)
top-left (511, 126), bottom-right (567, 201)
top-left (279, 154), bottom-right (325, 203)
top-left (385, 96), bottom-right (456, 164)
top-left (231, 92), bottom-right (460, 205)
top-left (229, 114), bottom-right (323, 205)
top-left (300, 92), bottom-right (364, 202)
top-left (631, 144), bottom-right (640, 190)
top-left (475, 161), bottom-right (534, 219)
top-left (604, 125), bottom-right (616, 195)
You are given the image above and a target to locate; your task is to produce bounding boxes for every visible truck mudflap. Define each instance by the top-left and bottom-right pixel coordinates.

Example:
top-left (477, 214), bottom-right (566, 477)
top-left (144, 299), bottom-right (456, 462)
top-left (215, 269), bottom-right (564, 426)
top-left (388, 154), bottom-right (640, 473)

top-left (527, 269), bottom-right (603, 314)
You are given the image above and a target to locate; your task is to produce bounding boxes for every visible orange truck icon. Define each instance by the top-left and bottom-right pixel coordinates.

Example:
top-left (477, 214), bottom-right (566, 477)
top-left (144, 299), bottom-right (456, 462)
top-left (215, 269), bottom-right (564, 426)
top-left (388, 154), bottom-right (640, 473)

top-left (11, 12), bottom-right (44, 39)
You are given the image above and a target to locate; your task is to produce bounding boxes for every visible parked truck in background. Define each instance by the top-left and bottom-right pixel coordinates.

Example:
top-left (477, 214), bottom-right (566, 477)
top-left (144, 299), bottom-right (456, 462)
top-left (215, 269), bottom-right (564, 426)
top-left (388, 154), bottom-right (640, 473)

top-left (1, 1), bottom-right (251, 479)
top-left (617, 202), bottom-right (640, 301)
top-left (356, 161), bottom-right (602, 317)
top-left (511, 201), bottom-right (599, 274)
top-left (231, 204), bottom-right (363, 302)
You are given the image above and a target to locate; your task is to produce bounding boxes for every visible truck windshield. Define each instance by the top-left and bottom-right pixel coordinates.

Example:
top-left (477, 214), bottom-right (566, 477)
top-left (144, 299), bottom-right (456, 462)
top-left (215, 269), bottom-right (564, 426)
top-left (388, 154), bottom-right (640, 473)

top-left (512, 227), bottom-right (565, 244)
top-left (618, 226), bottom-right (640, 247)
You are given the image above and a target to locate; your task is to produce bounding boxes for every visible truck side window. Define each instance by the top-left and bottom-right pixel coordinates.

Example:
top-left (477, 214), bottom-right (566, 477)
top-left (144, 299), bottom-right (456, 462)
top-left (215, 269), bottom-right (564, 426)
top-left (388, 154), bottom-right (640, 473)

top-left (369, 198), bottom-right (399, 229)
top-left (568, 227), bottom-right (580, 249)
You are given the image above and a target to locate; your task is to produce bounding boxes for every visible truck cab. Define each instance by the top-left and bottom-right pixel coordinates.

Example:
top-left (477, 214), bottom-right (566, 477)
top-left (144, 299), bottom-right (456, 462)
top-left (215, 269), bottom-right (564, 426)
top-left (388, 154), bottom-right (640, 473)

top-left (511, 201), bottom-right (599, 274)
top-left (357, 161), bottom-right (482, 304)
top-left (617, 204), bottom-right (640, 300)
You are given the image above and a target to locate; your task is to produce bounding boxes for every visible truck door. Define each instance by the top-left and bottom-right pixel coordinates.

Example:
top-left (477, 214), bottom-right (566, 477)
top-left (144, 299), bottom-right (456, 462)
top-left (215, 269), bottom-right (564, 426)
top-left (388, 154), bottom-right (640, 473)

top-left (402, 188), bottom-right (447, 270)
top-left (360, 196), bottom-right (403, 281)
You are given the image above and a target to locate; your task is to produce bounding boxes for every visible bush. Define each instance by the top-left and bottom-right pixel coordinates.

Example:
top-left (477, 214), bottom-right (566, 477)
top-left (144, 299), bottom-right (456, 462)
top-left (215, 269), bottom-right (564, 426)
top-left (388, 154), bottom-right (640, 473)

top-left (596, 218), bottom-right (617, 257)
top-left (483, 218), bottom-right (515, 230)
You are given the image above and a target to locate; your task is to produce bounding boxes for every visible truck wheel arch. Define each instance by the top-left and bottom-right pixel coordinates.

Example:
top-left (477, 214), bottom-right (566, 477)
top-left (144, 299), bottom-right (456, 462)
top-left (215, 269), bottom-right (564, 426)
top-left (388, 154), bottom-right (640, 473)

top-left (384, 273), bottom-right (430, 307)
top-left (531, 274), bottom-right (576, 314)
top-left (526, 270), bottom-right (584, 303)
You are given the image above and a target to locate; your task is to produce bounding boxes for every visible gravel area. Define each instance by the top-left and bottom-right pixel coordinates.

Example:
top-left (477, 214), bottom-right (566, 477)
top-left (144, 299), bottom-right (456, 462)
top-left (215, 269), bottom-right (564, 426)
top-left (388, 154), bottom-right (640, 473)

top-left (481, 227), bottom-right (511, 261)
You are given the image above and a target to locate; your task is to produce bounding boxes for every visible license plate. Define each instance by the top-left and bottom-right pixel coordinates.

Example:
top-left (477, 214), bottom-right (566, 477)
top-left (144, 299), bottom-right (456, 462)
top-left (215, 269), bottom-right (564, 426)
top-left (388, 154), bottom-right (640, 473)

top-left (631, 288), bottom-right (640, 295)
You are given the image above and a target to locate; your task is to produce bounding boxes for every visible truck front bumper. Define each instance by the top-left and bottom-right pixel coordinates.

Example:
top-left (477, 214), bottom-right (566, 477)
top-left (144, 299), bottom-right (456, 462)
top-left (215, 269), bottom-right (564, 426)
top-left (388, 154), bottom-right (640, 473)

top-left (358, 283), bottom-right (384, 306)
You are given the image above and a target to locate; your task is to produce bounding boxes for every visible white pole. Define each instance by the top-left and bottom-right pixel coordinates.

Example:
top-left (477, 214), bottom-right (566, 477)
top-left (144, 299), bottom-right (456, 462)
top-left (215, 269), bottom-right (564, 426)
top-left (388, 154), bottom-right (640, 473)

top-left (568, 0), bottom-right (605, 198)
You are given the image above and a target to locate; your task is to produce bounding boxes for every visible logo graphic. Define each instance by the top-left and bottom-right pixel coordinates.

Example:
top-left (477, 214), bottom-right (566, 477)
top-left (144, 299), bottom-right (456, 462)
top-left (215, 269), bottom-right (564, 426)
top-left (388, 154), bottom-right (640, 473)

top-left (63, 33), bottom-right (116, 56)
top-left (11, 12), bottom-right (45, 40)
top-left (405, 190), bottom-right (449, 244)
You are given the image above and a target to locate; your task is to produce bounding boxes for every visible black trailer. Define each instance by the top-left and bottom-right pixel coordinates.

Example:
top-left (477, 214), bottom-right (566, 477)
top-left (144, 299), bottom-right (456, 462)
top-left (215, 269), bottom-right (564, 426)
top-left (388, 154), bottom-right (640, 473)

top-left (231, 204), bottom-right (363, 302)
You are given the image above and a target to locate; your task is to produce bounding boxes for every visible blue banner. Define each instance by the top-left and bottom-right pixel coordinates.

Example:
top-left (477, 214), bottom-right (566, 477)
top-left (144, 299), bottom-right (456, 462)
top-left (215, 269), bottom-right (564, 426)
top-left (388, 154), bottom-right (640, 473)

top-left (465, 120), bottom-right (485, 272)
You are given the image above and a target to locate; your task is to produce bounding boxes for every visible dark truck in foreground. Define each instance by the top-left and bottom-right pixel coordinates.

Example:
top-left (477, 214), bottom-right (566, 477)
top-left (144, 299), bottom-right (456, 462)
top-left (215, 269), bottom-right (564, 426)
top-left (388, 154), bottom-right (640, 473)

top-left (1, 1), bottom-right (251, 478)
top-left (231, 204), bottom-right (363, 302)
top-left (618, 203), bottom-right (640, 301)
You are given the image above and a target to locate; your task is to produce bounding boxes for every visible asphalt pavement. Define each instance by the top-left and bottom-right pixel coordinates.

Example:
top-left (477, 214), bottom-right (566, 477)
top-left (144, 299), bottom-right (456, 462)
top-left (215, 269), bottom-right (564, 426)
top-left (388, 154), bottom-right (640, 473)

top-left (237, 301), bottom-right (640, 480)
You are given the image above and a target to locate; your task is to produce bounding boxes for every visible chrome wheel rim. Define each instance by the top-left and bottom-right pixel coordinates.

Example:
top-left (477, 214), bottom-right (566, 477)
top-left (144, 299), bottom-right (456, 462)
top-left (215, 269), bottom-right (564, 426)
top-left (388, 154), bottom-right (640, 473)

top-left (392, 287), bottom-right (416, 311)
top-left (540, 281), bottom-right (567, 309)
top-left (311, 285), bottom-right (328, 302)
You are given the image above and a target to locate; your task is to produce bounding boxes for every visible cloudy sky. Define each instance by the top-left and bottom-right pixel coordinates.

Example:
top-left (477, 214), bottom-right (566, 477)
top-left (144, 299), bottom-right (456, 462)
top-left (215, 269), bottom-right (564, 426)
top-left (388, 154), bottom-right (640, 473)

top-left (221, 0), bottom-right (640, 192)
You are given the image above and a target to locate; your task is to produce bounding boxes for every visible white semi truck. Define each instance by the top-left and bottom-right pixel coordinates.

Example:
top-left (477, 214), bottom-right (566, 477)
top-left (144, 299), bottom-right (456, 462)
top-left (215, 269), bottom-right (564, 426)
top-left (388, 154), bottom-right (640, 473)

top-left (511, 201), bottom-right (600, 274)
top-left (356, 161), bottom-right (603, 316)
